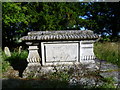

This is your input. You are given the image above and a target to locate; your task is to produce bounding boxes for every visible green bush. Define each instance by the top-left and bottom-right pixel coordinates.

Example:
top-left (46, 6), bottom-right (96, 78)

top-left (2, 50), bottom-right (28, 73)
top-left (2, 59), bottom-right (10, 73)
top-left (94, 42), bottom-right (119, 67)
top-left (6, 50), bottom-right (28, 65)
top-left (1, 50), bottom-right (11, 72)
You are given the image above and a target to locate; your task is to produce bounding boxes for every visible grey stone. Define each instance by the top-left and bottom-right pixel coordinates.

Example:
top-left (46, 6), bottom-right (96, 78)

top-left (20, 30), bottom-right (100, 77)
top-left (4, 47), bottom-right (11, 57)
top-left (21, 30), bottom-right (100, 41)
top-left (18, 46), bottom-right (22, 54)
top-left (41, 41), bottom-right (96, 66)
top-left (22, 63), bottom-right (41, 78)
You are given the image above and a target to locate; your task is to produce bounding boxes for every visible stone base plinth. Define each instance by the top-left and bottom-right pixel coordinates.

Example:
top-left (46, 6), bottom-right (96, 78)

top-left (22, 63), bottom-right (41, 78)
top-left (22, 62), bottom-right (99, 78)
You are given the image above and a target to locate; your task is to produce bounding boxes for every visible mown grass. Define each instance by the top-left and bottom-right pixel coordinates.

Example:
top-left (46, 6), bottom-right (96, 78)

top-left (94, 42), bottom-right (119, 67)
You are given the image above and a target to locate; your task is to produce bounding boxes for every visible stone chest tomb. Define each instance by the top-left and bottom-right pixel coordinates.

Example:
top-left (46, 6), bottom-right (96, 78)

top-left (21, 30), bottom-right (100, 69)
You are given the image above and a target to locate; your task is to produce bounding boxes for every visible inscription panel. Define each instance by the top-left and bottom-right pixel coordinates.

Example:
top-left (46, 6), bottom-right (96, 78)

top-left (44, 43), bottom-right (79, 63)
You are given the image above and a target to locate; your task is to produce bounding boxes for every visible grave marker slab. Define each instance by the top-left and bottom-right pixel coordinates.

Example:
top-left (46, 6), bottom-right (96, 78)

top-left (4, 47), bottom-right (11, 57)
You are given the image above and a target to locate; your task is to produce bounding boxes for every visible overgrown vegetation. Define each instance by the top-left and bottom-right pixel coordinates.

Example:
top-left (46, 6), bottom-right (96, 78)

top-left (2, 51), bottom-right (11, 73)
top-left (94, 42), bottom-right (119, 67)
top-left (2, 50), bottom-right (28, 73)
top-left (2, 42), bottom-right (119, 88)
top-left (2, 63), bottom-right (117, 88)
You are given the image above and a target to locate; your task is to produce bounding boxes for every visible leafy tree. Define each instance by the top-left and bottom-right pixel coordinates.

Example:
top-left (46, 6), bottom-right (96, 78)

top-left (82, 2), bottom-right (120, 38)
top-left (2, 2), bottom-right (30, 48)
top-left (2, 2), bottom-right (119, 48)
top-left (2, 2), bottom-right (87, 48)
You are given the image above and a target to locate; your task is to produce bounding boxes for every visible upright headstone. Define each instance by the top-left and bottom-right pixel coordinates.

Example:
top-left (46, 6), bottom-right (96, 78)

top-left (19, 46), bottom-right (22, 54)
top-left (4, 47), bottom-right (11, 57)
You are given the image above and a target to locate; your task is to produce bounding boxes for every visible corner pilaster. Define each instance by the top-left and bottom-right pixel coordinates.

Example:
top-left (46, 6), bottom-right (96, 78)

top-left (22, 42), bottom-right (41, 78)
top-left (27, 46), bottom-right (41, 64)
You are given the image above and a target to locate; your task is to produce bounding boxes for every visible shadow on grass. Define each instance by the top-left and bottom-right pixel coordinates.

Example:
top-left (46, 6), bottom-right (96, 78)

top-left (2, 78), bottom-right (82, 88)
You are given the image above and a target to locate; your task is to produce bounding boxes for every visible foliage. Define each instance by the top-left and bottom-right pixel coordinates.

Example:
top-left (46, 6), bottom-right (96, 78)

top-left (83, 2), bottom-right (120, 38)
top-left (47, 69), bottom-right (70, 82)
top-left (2, 60), bottom-right (10, 73)
top-left (2, 50), bottom-right (28, 73)
top-left (100, 36), bottom-right (119, 42)
top-left (6, 50), bottom-right (28, 64)
top-left (2, 63), bottom-right (117, 88)
top-left (96, 77), bottom-right (116, 88)
top-left (2, 2), bottom-right (85, 48)
top-left (94, 42), bottom-right (119, 67)
top-left (2, 2), bottom-right (119, 48)
top-left (2, 50), bottom-right (11, 72)
top-left (2, 51), bottom-right (118, 88)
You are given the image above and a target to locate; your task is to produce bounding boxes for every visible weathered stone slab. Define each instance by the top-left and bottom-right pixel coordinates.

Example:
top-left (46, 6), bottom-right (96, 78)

top-left (80, 41), bottom-right (95, 63)
top-left (20, 30), bottom-right (100, 77)
top-left (41, 41), bottom-right (79, 65)
top-left (21, 30), bottom-right (99, 41)
top-left (18, 46), bottom-right (22, 54)
top-left (45, 44), bottom-right (78, 62)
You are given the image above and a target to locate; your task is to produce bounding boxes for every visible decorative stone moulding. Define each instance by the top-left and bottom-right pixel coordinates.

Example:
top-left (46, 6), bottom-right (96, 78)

top-left (21, 30), bottom-right (100, 67)
top-left (21, 30), bottom-right (99, 41)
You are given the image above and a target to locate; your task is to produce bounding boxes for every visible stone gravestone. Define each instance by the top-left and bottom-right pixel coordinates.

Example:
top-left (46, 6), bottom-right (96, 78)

top-left (21, 30), bottom-right (100, 78)
top-left (18, 46), bottom-right (22, 54)
top-left (4, 47), bottom-right (11, 57)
